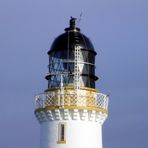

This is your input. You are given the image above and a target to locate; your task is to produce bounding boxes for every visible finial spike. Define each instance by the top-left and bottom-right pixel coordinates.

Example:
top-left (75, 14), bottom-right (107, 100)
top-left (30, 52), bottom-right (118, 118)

top-left (70, 17), bottom-right (77, 29)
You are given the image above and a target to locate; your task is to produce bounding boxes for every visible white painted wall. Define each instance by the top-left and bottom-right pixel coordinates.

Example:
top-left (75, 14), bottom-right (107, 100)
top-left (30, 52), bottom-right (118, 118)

top-left (40, 120), bottom-right (102, 148)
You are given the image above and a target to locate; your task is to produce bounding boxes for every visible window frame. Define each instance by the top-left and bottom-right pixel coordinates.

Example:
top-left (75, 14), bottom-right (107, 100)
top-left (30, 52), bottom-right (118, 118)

top-left (57, 122), bottom-right (66, 144)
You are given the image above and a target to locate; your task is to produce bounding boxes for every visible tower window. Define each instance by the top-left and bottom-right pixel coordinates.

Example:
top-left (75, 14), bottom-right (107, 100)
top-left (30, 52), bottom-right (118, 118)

top-left (61, 124), bottom-right (65, 141)
top-left (57, 123), bottom-right (66, 144)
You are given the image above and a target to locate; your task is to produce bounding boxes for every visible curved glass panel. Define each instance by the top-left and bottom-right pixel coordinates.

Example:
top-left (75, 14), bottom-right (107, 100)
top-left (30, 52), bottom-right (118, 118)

top-left (47, 49), bottom-right (97, 88)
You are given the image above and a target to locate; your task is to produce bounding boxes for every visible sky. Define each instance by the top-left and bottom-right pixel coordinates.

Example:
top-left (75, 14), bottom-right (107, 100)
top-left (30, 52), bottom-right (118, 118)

top-left (0, 0), bottom-right (148, 148)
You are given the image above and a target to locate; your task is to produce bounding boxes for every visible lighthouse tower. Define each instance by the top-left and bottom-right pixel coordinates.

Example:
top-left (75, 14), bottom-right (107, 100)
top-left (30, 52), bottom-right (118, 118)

top-left (35, 17), bottom-right (109, 148)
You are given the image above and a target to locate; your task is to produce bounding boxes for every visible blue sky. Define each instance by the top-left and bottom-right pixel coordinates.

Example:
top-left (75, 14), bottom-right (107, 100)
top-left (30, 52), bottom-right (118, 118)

top-left (0, 0), bottom-right (148, 148)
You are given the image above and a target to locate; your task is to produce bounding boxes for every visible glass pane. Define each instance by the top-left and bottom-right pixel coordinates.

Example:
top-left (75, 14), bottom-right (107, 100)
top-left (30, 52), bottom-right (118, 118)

top-left (61, 124), bottom-right (65, 141)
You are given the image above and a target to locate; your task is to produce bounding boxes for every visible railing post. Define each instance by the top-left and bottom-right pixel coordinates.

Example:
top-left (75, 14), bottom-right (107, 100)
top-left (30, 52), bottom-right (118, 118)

top-left (43, 93), bottom-right (45, 108)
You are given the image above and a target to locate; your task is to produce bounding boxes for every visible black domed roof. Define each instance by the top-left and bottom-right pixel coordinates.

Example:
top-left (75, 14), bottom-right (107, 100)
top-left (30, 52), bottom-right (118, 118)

top-left (48, 17), bottom-right (96, 55)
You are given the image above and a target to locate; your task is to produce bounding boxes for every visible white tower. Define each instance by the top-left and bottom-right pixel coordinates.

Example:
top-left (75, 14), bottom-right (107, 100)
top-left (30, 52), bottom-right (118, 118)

top-left (35, 17), bottom-right (109, 148)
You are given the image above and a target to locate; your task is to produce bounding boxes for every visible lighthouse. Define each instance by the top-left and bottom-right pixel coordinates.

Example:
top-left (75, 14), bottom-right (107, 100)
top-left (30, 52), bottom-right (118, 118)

top-left (35, 17), bottom-right (109, 148)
